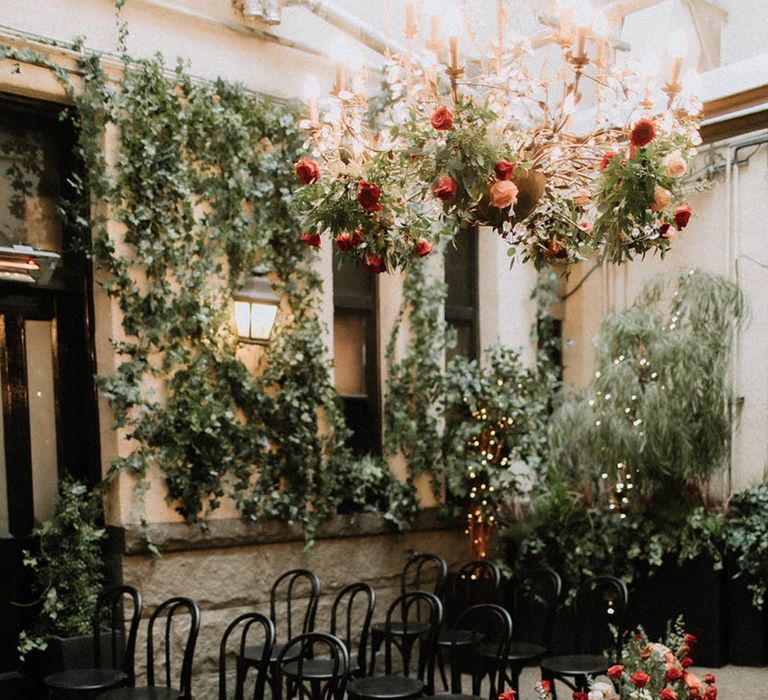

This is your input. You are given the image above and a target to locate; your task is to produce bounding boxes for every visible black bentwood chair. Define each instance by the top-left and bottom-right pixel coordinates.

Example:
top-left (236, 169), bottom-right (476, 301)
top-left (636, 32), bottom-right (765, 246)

top-left (283, 582), bottom-right (375, 686)
top-left (434, 603), bottom-right (512, 700)
top-left (276, 632), bottom-right (350, 700)
top-left (348, 591), bottom-right (443, 700)
top-left (437, 560), bottom-right (502, 690)
top-left (240, 569), bottom-right (321, 692)
top-left (45, 585), bottom-right (143, 699)
top-left (218, 612), bottom-right (275, 700)
top-left (369, 554), bottom-right (447, 671)
top-left (494, 568), bottom-right (561, 696)
top-left (540, 576), bottom-right (628, 698)
top-left (97, 596), bottom-right (201, 700)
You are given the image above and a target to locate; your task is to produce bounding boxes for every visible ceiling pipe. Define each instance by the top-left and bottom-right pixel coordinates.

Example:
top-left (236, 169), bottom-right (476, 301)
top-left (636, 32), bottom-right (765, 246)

top-left (283, 0), bottom-right (410, 58)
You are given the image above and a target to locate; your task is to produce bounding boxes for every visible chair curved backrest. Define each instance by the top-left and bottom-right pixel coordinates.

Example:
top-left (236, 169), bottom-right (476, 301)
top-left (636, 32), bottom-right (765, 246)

top-left (146, 596), bottom-right (201, 700)
top-left (93, 585), bottom-right (143, 685)
top-left (401, 554), bottom-right (448, 599)
top-left (218, 612), bottom-right (275, 700)
top-left (330, 582), bottom-right (375, 675)
top-left (449, 603), bottom-right (512, 700)
top-left (448, 560), bottom-right (502, 626)
top-left (511, 567), bottom-right (561, 648)
top-left (270, 569), bottom-right (320, 641)
top-left (382, 591), bottom-right (443, 691)
top-left (574, 576), bottom-right (628, 660)
top-left (276, 632), bottom-right (349, 700)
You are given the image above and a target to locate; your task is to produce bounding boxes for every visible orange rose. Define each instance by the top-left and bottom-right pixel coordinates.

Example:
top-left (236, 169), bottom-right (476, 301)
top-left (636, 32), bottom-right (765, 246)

top-left (652, 185), bottom-right (672, 212)
top-left (489, 179), bottom-right (519, 209)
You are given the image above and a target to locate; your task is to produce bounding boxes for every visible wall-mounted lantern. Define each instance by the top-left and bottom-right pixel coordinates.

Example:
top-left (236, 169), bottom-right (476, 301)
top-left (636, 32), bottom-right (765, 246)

top-left (0, 245), bottom-right (60, 284)
top-left (233, 270), bottom-right (280, 344)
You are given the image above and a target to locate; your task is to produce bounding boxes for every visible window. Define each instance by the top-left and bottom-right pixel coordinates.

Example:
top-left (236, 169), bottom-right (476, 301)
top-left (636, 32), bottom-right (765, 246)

top-left (333, 252), bottom-right (380, 454)
top-left (444, 227), bottom-right (478, 362)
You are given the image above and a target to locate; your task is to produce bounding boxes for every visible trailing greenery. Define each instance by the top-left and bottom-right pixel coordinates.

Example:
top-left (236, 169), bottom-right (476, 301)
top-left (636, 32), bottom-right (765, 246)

top-left (384, 253), bottom-right (453, 497)
top-left (17, 480), bottom-right (106, 660)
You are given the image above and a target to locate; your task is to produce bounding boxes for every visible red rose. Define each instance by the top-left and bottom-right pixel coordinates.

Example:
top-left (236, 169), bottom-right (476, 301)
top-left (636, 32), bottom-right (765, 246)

top-left (433, 175), bottom-right (457, 201)
top-left (681, 657), bottom-right (693, 668)
top-left (660, 690), bottom-right (678, 700)
top-left (414, 238), bottom-right (432, 257)
top-left (431, 105), bottom-right (453, 130)
top-left (704, 685), bottom-right (717, 700)
top-left (494, 159), bottom-right (516, 181)
top-left (607, 665), bottom-right (624, 679)
top-left (572, 693), bottom-right (588, 700)
top-left (335, 229), bottom-right (361, 251)
top-left (659, 223), bottom-right (673, 238)
top-left (357, 180), bottom-right (382, 213)
top-left (294, 157), bottom-right (320, 184)
top-left (299, 231), bottom-right (321, 248)
top-left (674, 205), bottom-right (692, 230)
top-left (702, 674), bottom-right (715, 684)
top-left (684, 633), bottom-right (698, 646)
top-left (540, 681), bottom-right (550, 692)
top-left (498, 691), bottom-right (516, 700)
top-left (599, 150), bottom-right (618, 172)
top-left (544, 239), bottom-right (568, 259)
top-left (631, 671), bottom-right (651, 688)
top-left (666, 667), bottom-right (685, 682)
top-left (363, 253), bottom-right (386, 273)
top-left (630, 118), bottom-right (657, 147)
top-left (689, 690), bottom-right (701, 699)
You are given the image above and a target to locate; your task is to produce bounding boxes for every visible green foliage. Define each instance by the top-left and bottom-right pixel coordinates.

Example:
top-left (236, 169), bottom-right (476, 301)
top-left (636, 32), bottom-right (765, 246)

top-left (724, 484), bottom-right (768, 607)
top-left (18, 480), bottom-right (106, 660)
top-left (384, 254), bottom-right (454, 496)
top-left (63, 52), bottom-right (354, 536)
top-left (549, 269), bottom-right (745, 506)
top-left (331, 453), bottom-right (418, 531)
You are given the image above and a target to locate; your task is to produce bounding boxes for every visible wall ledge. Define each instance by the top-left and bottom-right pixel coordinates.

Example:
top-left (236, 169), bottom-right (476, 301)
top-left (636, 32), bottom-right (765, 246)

top-left (109, 508), bottom-right (463, 555)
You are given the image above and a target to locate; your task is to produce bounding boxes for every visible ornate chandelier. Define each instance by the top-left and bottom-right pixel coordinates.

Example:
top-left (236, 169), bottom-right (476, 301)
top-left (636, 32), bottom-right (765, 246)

top-left (292, 0), bottom-right (702, 273)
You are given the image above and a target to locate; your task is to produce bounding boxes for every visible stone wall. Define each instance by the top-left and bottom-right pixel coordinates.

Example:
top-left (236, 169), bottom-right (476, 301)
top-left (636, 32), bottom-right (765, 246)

top-left (112, 511), bottom-right (466, 697)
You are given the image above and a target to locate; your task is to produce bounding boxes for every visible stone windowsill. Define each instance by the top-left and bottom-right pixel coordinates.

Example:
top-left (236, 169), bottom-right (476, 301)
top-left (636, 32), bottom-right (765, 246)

top-left (108, 508), bottom-right (463, 555)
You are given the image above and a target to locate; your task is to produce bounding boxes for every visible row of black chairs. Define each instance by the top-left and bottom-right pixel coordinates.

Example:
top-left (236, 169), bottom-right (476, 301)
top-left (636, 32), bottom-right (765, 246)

top-left (42, 554), bottom-right (628, 700)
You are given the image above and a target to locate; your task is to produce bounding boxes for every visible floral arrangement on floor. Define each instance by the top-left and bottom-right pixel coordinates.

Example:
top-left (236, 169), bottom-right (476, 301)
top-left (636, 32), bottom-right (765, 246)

top-left (597, 618), bottom-right (717, 700)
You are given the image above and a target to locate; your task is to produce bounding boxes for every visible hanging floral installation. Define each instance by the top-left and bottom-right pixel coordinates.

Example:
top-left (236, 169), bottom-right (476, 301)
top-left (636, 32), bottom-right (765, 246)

top-left (292, 1), bottom-right (701, 272)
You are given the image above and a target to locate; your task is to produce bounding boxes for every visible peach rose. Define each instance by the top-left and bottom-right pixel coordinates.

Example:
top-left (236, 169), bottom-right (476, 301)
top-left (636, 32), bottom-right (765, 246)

top-left (489, 179), bottom-right (519, 209)
top-left (652, 185), bottom-right (672, 212)
top-left (663, 150), bottom-right (688, 177)
top-left (685, 673), bottom-right (702, 690)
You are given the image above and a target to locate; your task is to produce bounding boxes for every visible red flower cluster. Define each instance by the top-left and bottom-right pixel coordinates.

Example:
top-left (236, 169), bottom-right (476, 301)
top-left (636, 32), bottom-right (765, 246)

top-left (335, 229), bottom-right (361, 251)
top-left (295, 157), bottom-right (320, 184)
top-left (358, 180), bottom-right (382, 213)
top-left (431, 105), bottom-right (453, 130)
top-left (434, 175), bottom-right (457, 201)
top-left (299, 231), bottom-right (321, 248)
top-left (630, 118), bottom-right (657, 148)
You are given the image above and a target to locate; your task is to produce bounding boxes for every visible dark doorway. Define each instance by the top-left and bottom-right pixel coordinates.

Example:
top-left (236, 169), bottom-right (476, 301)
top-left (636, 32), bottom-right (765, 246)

top-left (0, 94), bottom-right (100, 677)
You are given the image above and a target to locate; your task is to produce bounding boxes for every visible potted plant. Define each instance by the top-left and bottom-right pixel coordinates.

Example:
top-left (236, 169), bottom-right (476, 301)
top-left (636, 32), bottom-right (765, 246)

top-left (17, 478), bottom-right (107, 675)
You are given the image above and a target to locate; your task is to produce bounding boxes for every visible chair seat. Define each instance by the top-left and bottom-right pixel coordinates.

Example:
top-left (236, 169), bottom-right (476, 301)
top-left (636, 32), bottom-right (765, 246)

top-left (97, 687), bottom-right (183, 700)
top-left (372, 621), bottom-right (430, 637)
top-left (241, 641), bottom-right (298, 664)
top-left (437, 629), bottom-right (474, 647)
top-left (540, 653), bottom-right (608, 676)
top-left (282, 657), bottom-right (361, 680)
top-left (46, 668), bottom-right (128, 692)
top-left (348, 674), bottom-right (424, 700)
top-left (506, 641), bottom-right (547, 662)
top-left (428, 694), bottom-right (484, 700)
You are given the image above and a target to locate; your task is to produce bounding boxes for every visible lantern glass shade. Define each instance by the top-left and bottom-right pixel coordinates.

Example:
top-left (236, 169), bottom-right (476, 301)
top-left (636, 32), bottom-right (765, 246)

top-left (233, 272), bottom-right (280, 343)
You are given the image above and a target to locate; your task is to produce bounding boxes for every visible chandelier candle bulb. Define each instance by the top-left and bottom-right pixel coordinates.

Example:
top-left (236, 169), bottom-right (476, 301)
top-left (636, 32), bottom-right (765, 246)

top-left (575, 25), bottom-right (587, 59)
top-left (404, 1), bottom-right (415, 38)
top-left (559, 6), bottom-right (573, 42)
top-left (668, 56), bottom-right (682, 88)
top-left (334, 64), bottom-right (344, 94)
top-left (449, 35), bottom-right (459, 72)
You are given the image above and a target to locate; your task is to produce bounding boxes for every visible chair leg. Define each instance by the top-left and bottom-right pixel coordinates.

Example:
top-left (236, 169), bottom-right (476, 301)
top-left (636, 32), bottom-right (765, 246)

top-left (437, 649), bottom-right (449, 691)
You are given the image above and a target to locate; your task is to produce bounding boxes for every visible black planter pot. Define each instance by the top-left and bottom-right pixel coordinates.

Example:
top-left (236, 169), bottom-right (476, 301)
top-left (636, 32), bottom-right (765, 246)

top-left (724, 553), bottom-right (768, 666)
top-left (625, 555), bottom-right (727, 667)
